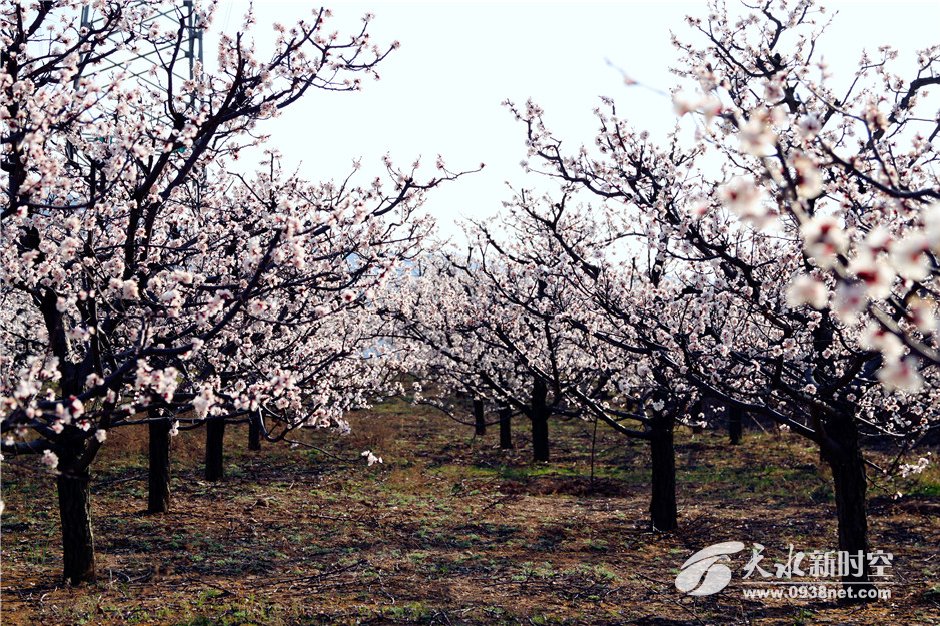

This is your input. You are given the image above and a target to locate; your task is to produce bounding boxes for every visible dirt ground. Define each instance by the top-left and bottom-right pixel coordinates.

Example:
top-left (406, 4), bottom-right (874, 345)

top-left (2, 402), bottom-right (939, 625)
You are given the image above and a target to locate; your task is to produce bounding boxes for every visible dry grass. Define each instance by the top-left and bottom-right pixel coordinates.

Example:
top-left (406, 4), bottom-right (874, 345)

top-left (1, 402), bottom-right (939, 625)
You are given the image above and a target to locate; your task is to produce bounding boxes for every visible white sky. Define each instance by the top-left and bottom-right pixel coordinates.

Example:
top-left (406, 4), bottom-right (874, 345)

top-left (211, 1), bottom-right (940, 237)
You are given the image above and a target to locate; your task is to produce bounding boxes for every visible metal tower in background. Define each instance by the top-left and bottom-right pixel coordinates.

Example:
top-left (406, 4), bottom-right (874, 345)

top-left (76, 0), bottom-right (203, 100)
top-left (66, 1), bottom-right (206, 179)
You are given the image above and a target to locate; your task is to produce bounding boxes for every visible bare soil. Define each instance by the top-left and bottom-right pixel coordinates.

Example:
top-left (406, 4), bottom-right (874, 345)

top-left (2, 403), bottom-right (939, 625)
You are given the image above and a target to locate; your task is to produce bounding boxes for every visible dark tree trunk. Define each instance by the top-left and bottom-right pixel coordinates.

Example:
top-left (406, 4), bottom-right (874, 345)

top-left (148, 416), bottom-right (171, 513)
top-left (57, 471), bottom-right (96, 585)
top-left (532, 414), bottom-right (549, 462)
top-left (822, 412), bottom-right (873, 597)
top-left (649, 414), bottom-right (678, 531)
top-left (204, 418), bottom-right (226, 482)
top-left (248, 411), bottom-right (262, 451)
top-left (728, 405), bottom-right (743, 445)
top-left (473, 399), bottom-right (486, 436)
top-left (531, 378), bottom-right (550, 462)
top-left (499, 406), bottom-right (513, 449)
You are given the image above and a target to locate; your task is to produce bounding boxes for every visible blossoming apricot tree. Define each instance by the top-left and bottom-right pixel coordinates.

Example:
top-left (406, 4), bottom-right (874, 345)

top-left (500, 0), bottom-right (939, 591)
top-left (0, 1), bottom-right (467, 584)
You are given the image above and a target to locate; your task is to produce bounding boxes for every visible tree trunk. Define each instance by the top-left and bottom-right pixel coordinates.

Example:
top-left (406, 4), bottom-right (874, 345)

top-left (499, 406), bottom-right (513, 449)
top-left (148, 417), bottom-right (171, 513)
top-left (473, 399), bottom-right (486, 436)
top-left (57, 471), bottom-right (96, 585)
top-left (728, 405), bottom-right (743, 445)
top-left (532, 413), bottom-right (549, 462)
top-left (531, 378), bottom-right (550, 462)
top-left (248, 411), bottom-right (262, 451)
top-left (205, 418), bottom-right (226, 482)
top-left (823, 412), bottom-right (873, 597)
top-left (649, 414), bottom-right (678, 531)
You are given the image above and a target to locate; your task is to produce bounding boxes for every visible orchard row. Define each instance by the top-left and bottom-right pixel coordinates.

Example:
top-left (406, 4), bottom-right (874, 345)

top-left (1, 0), bottom-right (937, 599)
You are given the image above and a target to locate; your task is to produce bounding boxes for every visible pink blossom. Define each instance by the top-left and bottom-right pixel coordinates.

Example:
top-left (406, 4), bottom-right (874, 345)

top-left (800, 216), bottom-right (847, 268)
top-left (907, 297), bottom-right (937, 333)
top-left (720, 177), bottom-right (773, 228)
top-left (361, 449), bottom-right (383, 466)
top-left (41, 450), bottom-right (59, 469)
top-left (786, 275), bottom-right (828, 309)
top-left (831, 282), bottom-right (867, 326)
top-left (791, 154), bottom-right (823, 199)
top-left (847, 251), bottom-right (895, 300)
top-left (890, 234), bottom-right (932, 281)
top-left (877, 357), bottom-right (924, 393)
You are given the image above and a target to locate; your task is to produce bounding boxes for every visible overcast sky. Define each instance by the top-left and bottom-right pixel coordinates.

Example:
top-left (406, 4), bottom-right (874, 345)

top-left (211, 1), bottom-right (940, 238)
